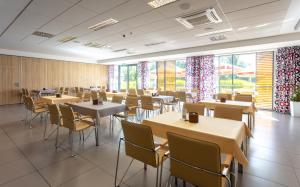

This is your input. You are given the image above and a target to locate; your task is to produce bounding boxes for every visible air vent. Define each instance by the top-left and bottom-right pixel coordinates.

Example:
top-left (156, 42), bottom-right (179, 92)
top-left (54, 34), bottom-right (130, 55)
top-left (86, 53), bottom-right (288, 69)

top-left (209, 35), bottom-right (226, 41)
top-left (58, 36), bottom-right (77, 43)
top-left (113, 49), bottom-right (127, 52)
top-left (145, 41), bottom-right (166, 47)
top-left (84, 42), bottom-right (105, 48)
top-left (88, 18), bottom-right (119, 31)
top-left (175, 8), bottom-right (222, 29)
top-left (32, 31), bottom-right (54, 38)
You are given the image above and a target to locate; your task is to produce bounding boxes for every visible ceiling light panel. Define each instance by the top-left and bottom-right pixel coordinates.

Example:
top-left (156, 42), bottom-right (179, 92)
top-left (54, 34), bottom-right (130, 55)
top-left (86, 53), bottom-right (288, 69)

top-left (88, 18), bottom-right (119, 31)
top-left (148, 0), bottom-right (177, 8)
top-left (195, 28), bottom-right (232, 37)
top-left (58, 36), bottom-right (77, 43)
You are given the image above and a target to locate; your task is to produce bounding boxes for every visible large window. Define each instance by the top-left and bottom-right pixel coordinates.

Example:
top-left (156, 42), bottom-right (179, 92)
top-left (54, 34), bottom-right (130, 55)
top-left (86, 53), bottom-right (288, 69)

top-left (148, 62), bottom-right (157, 89)
top-left (119, 65), bottom-right (137, 90)
top-left (215, 52), bottom-right (273, 109)
top-left (176, 60), bottom-right (186, 90)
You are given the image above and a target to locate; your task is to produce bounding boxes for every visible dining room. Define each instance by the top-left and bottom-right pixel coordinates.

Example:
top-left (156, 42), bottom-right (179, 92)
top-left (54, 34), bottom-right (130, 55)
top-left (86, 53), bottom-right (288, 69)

top-left (1, 0), bottom-right (300, 187)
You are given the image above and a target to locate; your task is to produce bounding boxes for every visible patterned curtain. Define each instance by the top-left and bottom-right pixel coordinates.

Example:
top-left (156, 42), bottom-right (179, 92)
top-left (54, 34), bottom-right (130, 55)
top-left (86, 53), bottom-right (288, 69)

top-left (186, 55), bottom-right (215, 101)
top-left (274, 46), bottom-right (300, 113)
top-left (137, 61), bottom-right (150, 89)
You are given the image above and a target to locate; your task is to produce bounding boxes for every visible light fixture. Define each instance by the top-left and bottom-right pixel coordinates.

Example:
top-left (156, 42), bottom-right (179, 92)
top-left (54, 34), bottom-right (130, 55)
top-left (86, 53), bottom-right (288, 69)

top-left (88, 18), bottom-right (119, 31)
top-left (148, 0), bottom-right (177, 8)
top-left (237, 27), bottom-right (248, 31)
top-left (255, 23), bottom-right (271, 28)
top-left (195, 28), bottom-right (232, 37)
top-left (58, 36), bottom-right (77, 43)
top-left (175, 17), bottom-right (194, 29)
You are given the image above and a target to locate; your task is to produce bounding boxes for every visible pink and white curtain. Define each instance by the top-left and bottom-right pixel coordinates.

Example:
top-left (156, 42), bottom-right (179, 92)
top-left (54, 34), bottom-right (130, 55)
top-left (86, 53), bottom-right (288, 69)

top-left (137, 61), bottom-right (150, 89)
top-left (108, 65), bottom-right (118, 91)
top-left (274, 46), bottom-right (300, 113)
top-left (186, 55), bottom-right (215, 101)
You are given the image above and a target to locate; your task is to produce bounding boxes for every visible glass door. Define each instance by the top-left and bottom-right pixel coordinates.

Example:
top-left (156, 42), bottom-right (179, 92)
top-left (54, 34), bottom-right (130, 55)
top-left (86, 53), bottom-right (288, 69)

top-left (119, 65), bottom-right (137, 90)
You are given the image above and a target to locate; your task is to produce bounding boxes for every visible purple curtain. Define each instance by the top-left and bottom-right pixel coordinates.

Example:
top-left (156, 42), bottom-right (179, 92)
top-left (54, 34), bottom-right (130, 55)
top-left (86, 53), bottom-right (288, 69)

top-left (137, 61), bottom-right (150, 89)
top-left (186, 55), bottom-right (215, 101)
top-left (274, 46), bottom-right (300, 113)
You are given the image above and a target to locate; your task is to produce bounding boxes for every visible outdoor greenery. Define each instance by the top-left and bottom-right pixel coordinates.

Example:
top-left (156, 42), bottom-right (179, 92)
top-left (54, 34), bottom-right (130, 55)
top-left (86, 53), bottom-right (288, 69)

top-left (291, 87), bottom-right (300, 102)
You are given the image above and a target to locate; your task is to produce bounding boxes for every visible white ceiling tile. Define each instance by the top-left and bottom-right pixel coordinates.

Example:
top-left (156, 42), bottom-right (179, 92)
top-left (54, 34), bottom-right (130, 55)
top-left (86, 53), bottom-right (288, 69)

top-left (79, 0), bottom-right (128, 13)
top-left (39, 20), bottom-right (74, 35)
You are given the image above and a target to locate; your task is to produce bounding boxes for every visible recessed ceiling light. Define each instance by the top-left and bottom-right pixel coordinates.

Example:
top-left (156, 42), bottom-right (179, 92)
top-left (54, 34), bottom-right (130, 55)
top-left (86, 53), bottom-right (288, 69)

top-left (144, 41), bottom-right (166, 47)
top-left (88, 18), bottom-right (119, 31)
top-left (255, 23), bottom-right (271, 28)
top-left (195, 28), bottom-right (232, 37)
top-left (237, 27), bottom-right (248, 31)
top-left (148, 0), bottom-right (177, 8)
top-left (58, 36), bottom-right (77, 43)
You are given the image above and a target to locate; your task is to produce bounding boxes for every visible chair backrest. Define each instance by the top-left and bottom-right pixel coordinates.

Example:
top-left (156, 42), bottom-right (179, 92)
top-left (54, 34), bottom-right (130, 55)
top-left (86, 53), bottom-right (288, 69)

top-left (76, 92), bottom-right (83, 99)
top-left (75, 87), bottom-right (79, 93)
top-left (99, 91), bottom-right (107, 101)
top-left (48, 104), bottom-right (60, 125)
top-left (166, 91), bottom-right (175, 97)
top-left (121, 120), bottom-right (157, 167)
top-left (59, 87), bottom-right (64, 93)
top-left (183, 103), bottom-right (205, 116)
top-left (128, 89), bottom-right (137, 96)
top-left (79, 87), bottom-right (84, 92)
top-left (119, 89), bottom-right (127, 93)
top-left (176, 91), bottom-right (186, 102)
top-left (214, 106), bottom-right (243, 121)
top-left (141, 96), bottom-right (154, 110)
top-left (23, 96), bottom-right (30, 110)
top-left (158, 90), bottom-right (166, 96)
top-left (216, 93), bottom-right (232, 100)
top-left (234, 94), bottom-right (252, 102)
top-left (25, 89), bottom-right (29, 96)
top-left (112, 95), bottom-right (123, 104)
top-left (26, 96), bottom-right (34, 111)
top-left (167, 132), bottom-right (222, 187)
top-left (126, 96), bottom-right (139, 115)
top-left (83, 92), bottom-right (91, 101)
top-left (91, 91), bottom-right (98, 100)
top-left (59, 105), bottom-right (75, 130)
top-left (137, 89), bottom-right (144, 96)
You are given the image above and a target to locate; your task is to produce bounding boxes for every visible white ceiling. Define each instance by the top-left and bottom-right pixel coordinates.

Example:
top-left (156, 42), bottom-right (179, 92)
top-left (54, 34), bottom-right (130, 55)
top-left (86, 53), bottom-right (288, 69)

top-left (0, 0), bottom-right (299, 63)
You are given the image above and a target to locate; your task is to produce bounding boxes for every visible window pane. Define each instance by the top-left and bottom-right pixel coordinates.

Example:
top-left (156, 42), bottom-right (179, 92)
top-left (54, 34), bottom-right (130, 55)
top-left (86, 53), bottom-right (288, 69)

top-left (233, 54), bottom-right (256, 93)
top-left (157, 61), bottom-right (165, 91)
top-left (128, 66), bottom-right (137, 89)
top-left (120, 66), bottom-right (127, 90)
top-left (148, 62), bottom-right (157, 89)
top-left (217, 55), bottom-right (233, 93)
top-left (165, 61), bottom-right (176, 91)
top-left (176, 60), bottom-right (186, 91)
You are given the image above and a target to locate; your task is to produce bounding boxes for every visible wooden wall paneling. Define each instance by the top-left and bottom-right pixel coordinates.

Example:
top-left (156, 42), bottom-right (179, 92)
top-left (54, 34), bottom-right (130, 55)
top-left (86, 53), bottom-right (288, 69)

top-left (22, 57), bottom-right (47, 90)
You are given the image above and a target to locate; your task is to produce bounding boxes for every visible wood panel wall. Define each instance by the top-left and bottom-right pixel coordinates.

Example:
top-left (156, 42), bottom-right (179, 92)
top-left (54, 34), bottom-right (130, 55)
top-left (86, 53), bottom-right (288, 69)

top-left (0, 54), bottom-right (108, 105)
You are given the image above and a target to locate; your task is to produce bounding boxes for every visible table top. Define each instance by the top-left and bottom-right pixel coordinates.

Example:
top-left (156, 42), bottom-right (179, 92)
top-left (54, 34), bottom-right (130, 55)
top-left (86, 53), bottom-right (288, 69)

top-left (143, 111), bottom-right (251, 166)
top-left (200, 99), bottom-right (253, 107)
top-left (40, 95), bottom-right (80, 104)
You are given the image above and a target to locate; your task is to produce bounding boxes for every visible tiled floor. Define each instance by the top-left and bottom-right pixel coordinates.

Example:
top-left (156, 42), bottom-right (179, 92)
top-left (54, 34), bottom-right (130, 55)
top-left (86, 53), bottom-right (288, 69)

top-left (1, 104), bottom-right (300, 187)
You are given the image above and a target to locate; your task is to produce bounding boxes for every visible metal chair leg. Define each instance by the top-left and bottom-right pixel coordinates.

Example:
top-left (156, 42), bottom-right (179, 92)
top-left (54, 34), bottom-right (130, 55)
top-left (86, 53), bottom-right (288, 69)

top-left (69, 130), bottom-right (76, 157)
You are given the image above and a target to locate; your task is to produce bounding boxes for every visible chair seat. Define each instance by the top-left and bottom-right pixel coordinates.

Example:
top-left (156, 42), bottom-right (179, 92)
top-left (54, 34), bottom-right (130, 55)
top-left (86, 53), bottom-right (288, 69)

top-left (34, 107), bottom-right (47, 113)
top-left (154, 136), bottom-right (168, 146)
top-left (156, 146), bottom-right (169, 165)
top-left (74, 120), bottom-right (93, 131)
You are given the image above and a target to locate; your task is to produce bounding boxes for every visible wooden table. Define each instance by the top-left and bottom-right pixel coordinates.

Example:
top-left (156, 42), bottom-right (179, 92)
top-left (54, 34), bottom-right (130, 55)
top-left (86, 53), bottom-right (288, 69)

top-left (143, 112), bottom-right (252, 169)
top-left (40, 95), bottom-right (80, 104)
top-left (105, 92), bottom-right (127, 98)
top-left (68, 102), bottom-right (127, 146)
top-left (199, 100), bottom-right (256, 130)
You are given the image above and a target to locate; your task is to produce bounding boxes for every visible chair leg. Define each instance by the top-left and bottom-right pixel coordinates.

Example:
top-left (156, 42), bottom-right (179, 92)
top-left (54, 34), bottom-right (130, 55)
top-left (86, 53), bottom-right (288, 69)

top-left (69, 130), bottom-right (75, 157)
top-left (55, 125), bottom-right (60, 149)
top-left (43, 122), bottom-right (48, 140)
top-left (144, 163), bottom-right (147, 170)
top-left (156, 165), bottom-right (160, 187)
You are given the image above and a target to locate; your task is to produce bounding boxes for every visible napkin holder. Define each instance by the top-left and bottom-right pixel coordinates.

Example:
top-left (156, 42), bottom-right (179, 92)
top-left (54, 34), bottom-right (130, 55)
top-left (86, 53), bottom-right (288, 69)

top-left (220, 97), bottom-right (226, 103)
top-left (189, 112), bottom-right (198, 123)
top-left (92, 99), bottom-right (98, 105)
top-left (55, 93), bottom-right (61, 98)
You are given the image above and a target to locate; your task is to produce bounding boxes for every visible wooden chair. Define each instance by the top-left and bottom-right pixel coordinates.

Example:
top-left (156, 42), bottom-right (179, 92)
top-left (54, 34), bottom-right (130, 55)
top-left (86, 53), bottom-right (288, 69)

top-left (63, 87), bottom-right (69, 95)
top-left (234, 94), bottom-right (253, 102)
top-left (76, 92), bottom-right (83, 101)
top-left (141, 96), bottom-right (160, 118)
top-left (75, 87), bottom-right (79, 93)
top-left (137, 89), bottom-right (144, 96)
top-left (99, 91), bottom-right (108, 102)
top-left (119, 89), bottom-right (127, 93)
top-left (162, 91), bottom-right (178, 112)
top-left (214, 106), bottom-right (243, 121)
top-left (114, 96), bottom-right (140, 122)
top-left (25, 96), bottom-right (47, 128)
top-left (46, 104), bottom-right (61, 146)
top-left (83, 92), bottom-right (91, 102)
top-left (176, 91), bottom-right (187, 111)
top-left (128, 89), bottom-right (137, 97)
top-left (59, 104), bottom-right (95, 156)
top-left (112, 95), bottom-right (123, 104)
top-left (183, 103), bottom-right (205, 116)
top-left (114, 120), bottom-right (168, 187)
top-left (163, 132), bottom-right (233, 187)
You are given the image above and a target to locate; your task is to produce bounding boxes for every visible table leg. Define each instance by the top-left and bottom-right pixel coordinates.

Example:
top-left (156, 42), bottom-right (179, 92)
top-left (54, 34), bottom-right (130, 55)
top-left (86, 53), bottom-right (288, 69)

top-left (95, 117), bottom-right (100, 146)
top-left (238, 143), bottom-right (244, 173)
